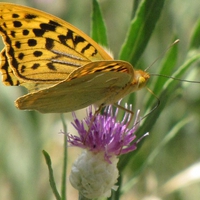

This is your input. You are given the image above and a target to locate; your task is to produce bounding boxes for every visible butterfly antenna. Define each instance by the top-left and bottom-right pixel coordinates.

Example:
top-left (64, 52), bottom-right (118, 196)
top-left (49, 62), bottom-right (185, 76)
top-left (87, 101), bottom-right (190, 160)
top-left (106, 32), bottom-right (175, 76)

top-left (144, 39), bottom-right (180, 72)
top-left (150, 73), bottom-right (200, 84)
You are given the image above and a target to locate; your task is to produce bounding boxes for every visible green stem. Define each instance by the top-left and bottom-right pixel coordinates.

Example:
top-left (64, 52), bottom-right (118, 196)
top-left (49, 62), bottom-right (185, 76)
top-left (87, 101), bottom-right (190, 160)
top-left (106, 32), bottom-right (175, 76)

top-left (42, 150), bottom-right (61, 200)
top-left (61, 114), bottom-right (68, 200)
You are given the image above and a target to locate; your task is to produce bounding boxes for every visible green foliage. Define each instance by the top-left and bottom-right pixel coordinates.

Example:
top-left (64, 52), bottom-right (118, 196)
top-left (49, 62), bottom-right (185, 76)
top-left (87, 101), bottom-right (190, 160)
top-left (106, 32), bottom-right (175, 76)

top-left (91, 0), bottom-right (108, 47)
top-left (119, 0), bottom-right (165, 65)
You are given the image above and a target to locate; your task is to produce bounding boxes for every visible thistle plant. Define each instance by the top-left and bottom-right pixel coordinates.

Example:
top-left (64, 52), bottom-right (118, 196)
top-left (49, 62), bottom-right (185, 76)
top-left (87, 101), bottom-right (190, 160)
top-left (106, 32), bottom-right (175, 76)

top-left (68, 106), bottom-right (148, 199)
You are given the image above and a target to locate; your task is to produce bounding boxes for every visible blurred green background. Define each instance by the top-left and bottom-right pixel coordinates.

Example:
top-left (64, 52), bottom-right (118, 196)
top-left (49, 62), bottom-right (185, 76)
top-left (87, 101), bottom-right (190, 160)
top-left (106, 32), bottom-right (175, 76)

top-left (0, 0), bottom-right (200, 200)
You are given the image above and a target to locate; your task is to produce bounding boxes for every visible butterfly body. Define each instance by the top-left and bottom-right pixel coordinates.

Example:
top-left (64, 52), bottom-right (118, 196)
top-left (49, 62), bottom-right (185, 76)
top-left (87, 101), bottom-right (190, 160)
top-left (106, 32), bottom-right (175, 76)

top-left (0, 3), bottom-right (149, 113)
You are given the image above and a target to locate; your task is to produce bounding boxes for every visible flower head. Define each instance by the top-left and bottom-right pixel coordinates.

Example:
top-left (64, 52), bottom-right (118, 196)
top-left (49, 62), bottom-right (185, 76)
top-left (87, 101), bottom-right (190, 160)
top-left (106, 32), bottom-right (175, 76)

top-left (68, 105), bottom-right (142, 163)
top-left (68, 105), bottom-right (148, 199)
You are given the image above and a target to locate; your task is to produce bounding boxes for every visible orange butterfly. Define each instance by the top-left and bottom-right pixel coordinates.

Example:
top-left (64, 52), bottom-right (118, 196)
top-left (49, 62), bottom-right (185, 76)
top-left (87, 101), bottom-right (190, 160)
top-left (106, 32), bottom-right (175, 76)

top-left (0, 3), bottom-right (149, 113)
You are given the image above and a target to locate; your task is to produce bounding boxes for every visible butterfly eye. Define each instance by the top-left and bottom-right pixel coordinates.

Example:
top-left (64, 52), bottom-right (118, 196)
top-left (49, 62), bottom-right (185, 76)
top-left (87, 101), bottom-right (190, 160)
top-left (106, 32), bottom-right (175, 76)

top-left (133, 70), bottom-right (150, 89)
top-left (138, 77), bottom-right (146, 88)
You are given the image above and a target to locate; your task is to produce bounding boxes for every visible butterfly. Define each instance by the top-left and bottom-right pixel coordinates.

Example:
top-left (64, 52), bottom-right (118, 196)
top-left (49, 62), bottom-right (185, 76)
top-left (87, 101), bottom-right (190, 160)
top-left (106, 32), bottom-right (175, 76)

top-left (0, 3), bottom-right (150, 113)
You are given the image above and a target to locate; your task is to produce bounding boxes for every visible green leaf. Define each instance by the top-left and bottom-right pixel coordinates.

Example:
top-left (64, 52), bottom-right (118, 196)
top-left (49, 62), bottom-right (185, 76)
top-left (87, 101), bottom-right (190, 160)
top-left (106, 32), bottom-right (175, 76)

top-left (42, 150), bottom-right (61, 200)
top-left (189, 19), bottom-right (200, 50)
top-left (91, 0), bottom-right (108, 47)
top-left (119, 0), bottom-right (165, 65)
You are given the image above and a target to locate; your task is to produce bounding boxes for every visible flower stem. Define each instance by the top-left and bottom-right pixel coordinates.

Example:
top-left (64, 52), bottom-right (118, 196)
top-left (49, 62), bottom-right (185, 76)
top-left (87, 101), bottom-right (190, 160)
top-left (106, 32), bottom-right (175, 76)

top-left (61, 114), bottom-right (68, 200)
top-left (42, 150), bottom-right (61, 200)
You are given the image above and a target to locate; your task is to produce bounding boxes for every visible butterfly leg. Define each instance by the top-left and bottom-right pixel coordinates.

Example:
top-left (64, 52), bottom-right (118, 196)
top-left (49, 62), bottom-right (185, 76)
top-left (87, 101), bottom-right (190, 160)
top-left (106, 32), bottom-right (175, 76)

top-left (114, 103), bottom-right (134, 128)
top-left (83, 104), bottom-right (105, 144)
top-left (114, 103), bottom-right (136, 155)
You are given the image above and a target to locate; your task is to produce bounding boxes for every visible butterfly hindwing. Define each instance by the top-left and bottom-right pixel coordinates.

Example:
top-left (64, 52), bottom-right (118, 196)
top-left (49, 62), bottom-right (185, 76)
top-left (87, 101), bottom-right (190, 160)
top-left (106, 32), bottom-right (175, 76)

top-left (15, 61), bottom-right (133, 113)
top-left (67, 60), bottom-right (134, 80)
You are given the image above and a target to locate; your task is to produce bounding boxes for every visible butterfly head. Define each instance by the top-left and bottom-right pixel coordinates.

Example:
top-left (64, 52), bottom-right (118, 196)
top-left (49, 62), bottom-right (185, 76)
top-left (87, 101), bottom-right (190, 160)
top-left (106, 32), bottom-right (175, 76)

top-left (133, 70), bottom-right (150, 90)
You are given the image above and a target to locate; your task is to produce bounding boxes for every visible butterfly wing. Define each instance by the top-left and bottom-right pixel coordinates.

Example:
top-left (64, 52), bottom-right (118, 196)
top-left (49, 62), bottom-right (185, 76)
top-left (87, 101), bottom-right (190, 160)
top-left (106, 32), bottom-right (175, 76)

top-left (0, 48), bottom-right (23, 86)
top-left (0, 3), bottom-right (112, 88)
top-left (15, 61), bottom-right (134, 113)
top-left (67, 60), bottom-right (134, 80)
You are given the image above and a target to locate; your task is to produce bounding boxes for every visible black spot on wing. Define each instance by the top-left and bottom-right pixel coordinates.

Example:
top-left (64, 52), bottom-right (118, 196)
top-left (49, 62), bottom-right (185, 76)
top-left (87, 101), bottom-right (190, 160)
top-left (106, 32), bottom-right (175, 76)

top-left (58, 34), bottom-right (67, 45)
top-left (10, 31), bottom-right (16, 38)
top-left (40, 20), bottom-right (61, 31)
top-left (28, 39), bottom-right (37, 46)
top-left (58, 29), bottom-right (86, 49)
top-left (33, 51), bottom-right (43, 57)
top-left (2, 22), bottom-right (7, 28)
top-left (47, 63), bottom-right (56, 71)
top-left (74, 35), bottom-right (85, 46)
top-left (12, 14), bottom-right (19, 18)
top-left (49, 20), bottom-right (61, 27)
top-left (33, 28), bottom-right (46, 37)
top-left (31, 63), bottom-right (40, 69)
top-left (18, 52), bottom-right (24, 60)
top-left (13, 21), bottom-right (22, 28)
top-left (23, 29), bottom-right (29, 35)
top-left (25, 14), bottom-right (37, 19)
top-left (21, 65), bottom-right (26, 73)
top-left (81, 43), bottom-right (92, 54)
top-left (15, 41), bottom-right (21, 49)
top-left (45, 38), bottom-right (54, 50)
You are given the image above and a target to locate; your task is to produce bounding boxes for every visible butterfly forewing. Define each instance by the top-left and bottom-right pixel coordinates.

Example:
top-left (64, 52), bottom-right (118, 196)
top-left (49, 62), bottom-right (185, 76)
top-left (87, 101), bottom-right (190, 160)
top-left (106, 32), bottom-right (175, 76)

top-left (0, 3), bottom-right (112, 86)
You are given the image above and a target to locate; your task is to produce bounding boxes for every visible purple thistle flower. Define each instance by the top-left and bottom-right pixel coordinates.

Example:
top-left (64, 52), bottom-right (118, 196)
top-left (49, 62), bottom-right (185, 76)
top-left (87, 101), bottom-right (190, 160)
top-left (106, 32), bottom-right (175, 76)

top-left (67, 105), bottom-right (147, 163)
